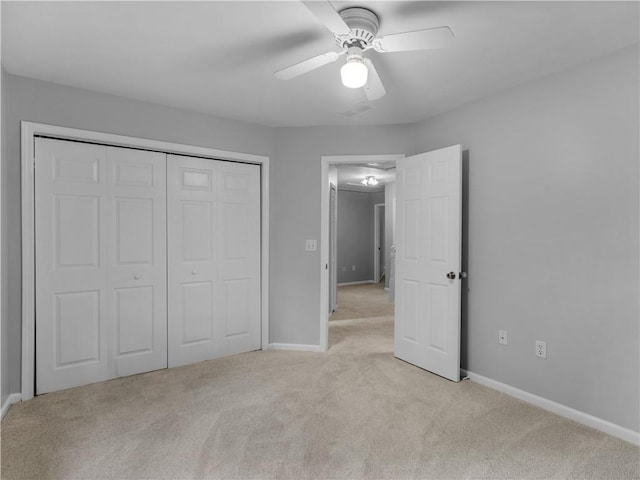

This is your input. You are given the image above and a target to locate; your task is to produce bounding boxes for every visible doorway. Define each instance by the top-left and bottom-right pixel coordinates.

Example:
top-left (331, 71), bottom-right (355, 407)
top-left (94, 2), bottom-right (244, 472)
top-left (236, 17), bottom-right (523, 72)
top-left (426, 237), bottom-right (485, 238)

top-left (321, 147), bottom-right (464, 382)
top-left (319, 154), bottom-right (404, 351)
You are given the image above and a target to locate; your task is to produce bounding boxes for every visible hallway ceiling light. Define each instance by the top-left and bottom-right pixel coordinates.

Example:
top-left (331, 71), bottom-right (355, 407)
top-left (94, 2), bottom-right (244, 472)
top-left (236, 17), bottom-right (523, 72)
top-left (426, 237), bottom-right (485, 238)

top-left (361, 175), bottom-right (379, 186)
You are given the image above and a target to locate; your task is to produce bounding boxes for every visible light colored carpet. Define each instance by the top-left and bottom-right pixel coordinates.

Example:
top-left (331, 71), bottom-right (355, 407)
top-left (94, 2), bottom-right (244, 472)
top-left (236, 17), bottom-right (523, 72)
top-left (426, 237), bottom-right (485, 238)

top-left (1, 316), bottom-right (638, 479)
top-left (330, 282), bottom-right (394, 321)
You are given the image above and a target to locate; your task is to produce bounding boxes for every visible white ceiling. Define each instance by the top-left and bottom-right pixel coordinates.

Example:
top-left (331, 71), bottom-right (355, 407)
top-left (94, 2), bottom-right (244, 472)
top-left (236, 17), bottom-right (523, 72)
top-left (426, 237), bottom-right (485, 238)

top-left (2, 1), bottom-right (638, 127)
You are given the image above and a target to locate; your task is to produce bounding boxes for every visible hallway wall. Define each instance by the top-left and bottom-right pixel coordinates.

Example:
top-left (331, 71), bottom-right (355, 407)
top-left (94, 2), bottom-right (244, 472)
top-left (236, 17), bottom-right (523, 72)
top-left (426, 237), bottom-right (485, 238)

top-left (336, 189), bottom-right (384, 284)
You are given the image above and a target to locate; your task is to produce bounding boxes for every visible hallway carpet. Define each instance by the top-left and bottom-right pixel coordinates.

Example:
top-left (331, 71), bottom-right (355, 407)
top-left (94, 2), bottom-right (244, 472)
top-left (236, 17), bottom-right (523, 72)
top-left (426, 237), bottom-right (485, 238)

top-left (330, 282), bottom-right (394, 321)
top-left (2, 316), bottom-right (638, 479)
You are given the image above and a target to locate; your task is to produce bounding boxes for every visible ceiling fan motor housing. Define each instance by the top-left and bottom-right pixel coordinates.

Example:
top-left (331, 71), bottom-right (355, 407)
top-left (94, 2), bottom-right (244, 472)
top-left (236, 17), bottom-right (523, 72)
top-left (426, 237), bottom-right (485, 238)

top-left (335, 7), bottom-right (380, 49)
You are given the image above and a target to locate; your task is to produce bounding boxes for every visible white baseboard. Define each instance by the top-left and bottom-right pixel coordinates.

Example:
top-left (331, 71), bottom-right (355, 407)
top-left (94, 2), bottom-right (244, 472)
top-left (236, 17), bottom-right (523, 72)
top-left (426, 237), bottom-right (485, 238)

top-left (269, 343), bottom-right (324, 353)
top-left (463, 370), bottom-right (640, 446)
top-left (1, 393), bottom-right (21, 421)
top-left (337, 280), bottom-right (376, 286)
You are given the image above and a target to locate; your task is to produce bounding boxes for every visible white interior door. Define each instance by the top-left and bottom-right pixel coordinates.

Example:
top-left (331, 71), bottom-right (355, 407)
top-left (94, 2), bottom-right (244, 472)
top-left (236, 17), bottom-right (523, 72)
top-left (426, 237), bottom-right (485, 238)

top-left (36, 139), bottom-right (261, 392)
top-left (167, 155), bottom-right (220, 367)
top-left (394, 145), bottom-right (462, 382)
top-left (379, 206), bottom-right (385, 282)
top-left (107, 146), bottom-right (167, 377)
top-left (329, 184), bottom-right (337, 313)
top-left (35, 138), bottom-right (110, 393)
top-left (167, 155), bottom-right (260, 366)
top-left (374, 204), bottom-right (385, 283)
top-left (217, 161), bottom-right (261, 356)
top-left (35, 139), bottom-right (168, 394)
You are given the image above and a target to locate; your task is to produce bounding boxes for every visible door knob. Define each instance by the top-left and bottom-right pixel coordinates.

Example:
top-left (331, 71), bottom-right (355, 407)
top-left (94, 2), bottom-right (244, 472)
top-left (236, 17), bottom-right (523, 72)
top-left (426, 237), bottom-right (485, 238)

top-left (134, 274), bottom-right (141, 280)
top-left (447, 272), bottom-right (456, 280)
top-left (191, 270), bottom-right (197, 275)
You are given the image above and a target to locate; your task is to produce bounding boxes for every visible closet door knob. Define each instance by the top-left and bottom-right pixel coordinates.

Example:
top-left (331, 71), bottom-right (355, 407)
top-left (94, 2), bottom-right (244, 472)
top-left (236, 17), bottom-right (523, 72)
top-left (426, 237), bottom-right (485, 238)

top-left (446, 272), bottom-right (456, 280)
top-left (134, 274), bottom-right (141, 280)
top-left (192, 270), bottom-right (197, 275)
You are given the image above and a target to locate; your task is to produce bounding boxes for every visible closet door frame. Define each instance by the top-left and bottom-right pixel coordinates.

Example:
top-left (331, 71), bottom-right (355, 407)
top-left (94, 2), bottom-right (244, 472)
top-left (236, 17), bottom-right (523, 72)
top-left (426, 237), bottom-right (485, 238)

top-left (20, 121), bottom-right (270, 401)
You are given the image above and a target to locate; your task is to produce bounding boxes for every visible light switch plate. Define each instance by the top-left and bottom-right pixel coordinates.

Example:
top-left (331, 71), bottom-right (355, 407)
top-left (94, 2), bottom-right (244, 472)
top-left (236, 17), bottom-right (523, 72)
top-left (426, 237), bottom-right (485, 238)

top-left (305, 239), bottom-right (317, 251)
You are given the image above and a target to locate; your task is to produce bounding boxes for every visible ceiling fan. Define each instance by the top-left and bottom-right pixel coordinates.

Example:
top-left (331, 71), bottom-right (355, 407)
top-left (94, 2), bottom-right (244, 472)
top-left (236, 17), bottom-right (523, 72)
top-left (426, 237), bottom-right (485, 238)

top-left (274, 1), bottom-right (454, 101)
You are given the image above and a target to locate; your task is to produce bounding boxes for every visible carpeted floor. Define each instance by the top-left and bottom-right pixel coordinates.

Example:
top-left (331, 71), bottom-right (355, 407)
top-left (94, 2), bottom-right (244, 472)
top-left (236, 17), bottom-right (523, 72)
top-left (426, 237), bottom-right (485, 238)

top-left (1, 315), bottom-right (638, 479)
top-left (330, 282), bottom-right (394, 321)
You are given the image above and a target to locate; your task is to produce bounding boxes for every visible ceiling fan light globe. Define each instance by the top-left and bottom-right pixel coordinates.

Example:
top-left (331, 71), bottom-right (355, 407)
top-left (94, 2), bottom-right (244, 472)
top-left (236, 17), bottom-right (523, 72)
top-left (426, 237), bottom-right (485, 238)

top-left (341, 60), bottom-right (368, 88)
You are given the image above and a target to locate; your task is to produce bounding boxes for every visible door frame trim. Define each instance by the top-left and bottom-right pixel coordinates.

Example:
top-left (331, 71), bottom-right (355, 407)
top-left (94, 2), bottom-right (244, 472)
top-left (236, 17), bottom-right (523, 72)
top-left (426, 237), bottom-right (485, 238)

top-left (21, 121), bottom-right (270, 400)
top-left (319, 154), bottom-right (404, 351)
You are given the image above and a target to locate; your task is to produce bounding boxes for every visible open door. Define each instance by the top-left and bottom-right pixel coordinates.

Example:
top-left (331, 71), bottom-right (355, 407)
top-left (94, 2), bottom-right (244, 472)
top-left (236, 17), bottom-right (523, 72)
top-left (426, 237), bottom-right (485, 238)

top-left (329, 184), bottom-right (338, 313)
top-left (394, 145), bottom-right (462, 382)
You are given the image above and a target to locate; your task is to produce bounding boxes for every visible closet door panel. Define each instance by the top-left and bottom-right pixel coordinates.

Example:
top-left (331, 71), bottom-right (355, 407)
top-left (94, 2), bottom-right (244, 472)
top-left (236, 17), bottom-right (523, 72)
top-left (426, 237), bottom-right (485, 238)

top-left (35, 140), bottom-right (168, 394)
top-left (217, 162), bottom-right (261, 356)
top-left (168, 156), bottom-right (261, 365)
top-left (167, 155), bottom-right (219, 367)
top-left (35, 138), bottom-right (110, 394)
top-left (107, 146), bottom-right (167, 377)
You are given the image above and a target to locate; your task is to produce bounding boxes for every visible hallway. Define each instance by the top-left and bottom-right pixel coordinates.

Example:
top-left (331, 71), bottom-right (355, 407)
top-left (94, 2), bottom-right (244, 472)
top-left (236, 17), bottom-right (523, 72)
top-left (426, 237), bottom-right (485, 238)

top-left (330, 282), bottom-right (394, 321)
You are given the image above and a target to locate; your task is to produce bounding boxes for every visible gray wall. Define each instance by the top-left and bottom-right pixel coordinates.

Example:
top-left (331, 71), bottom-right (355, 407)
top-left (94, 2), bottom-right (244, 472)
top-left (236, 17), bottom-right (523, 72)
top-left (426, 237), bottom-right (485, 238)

top-left (336, 189), bottom-right (384, 284)
top-left (412, 44), bottom-right (639, 432)
top-left (1, 73), bottom-right (276, 399)
top-left (270, 125), bottom-right (413, 345)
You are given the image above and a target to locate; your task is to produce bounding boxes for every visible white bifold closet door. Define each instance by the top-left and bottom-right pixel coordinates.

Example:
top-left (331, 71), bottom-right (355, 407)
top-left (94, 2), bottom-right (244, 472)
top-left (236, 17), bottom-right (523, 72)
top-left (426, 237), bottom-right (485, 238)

top-left (35, 138), bottom-right (167, 394)
top-left (167, 155), bottom-right (261, 367)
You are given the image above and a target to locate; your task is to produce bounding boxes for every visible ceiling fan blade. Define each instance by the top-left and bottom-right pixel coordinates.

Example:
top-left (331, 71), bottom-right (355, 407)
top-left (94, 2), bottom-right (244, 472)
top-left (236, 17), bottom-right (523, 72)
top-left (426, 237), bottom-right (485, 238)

top-left (374, 26), bottom-right (454, 53)
top-left (274, 50), bottom-right (342, 80)
top-left (301, 1), bottom-right (351, 35)
top-left (363, 58), bottom-right (386, 101)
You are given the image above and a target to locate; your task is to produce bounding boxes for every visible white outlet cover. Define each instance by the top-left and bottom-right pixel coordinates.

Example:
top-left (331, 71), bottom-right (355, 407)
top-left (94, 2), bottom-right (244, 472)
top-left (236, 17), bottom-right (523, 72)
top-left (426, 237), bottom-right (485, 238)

top-left (535, 340), bottom-right (547, 359)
